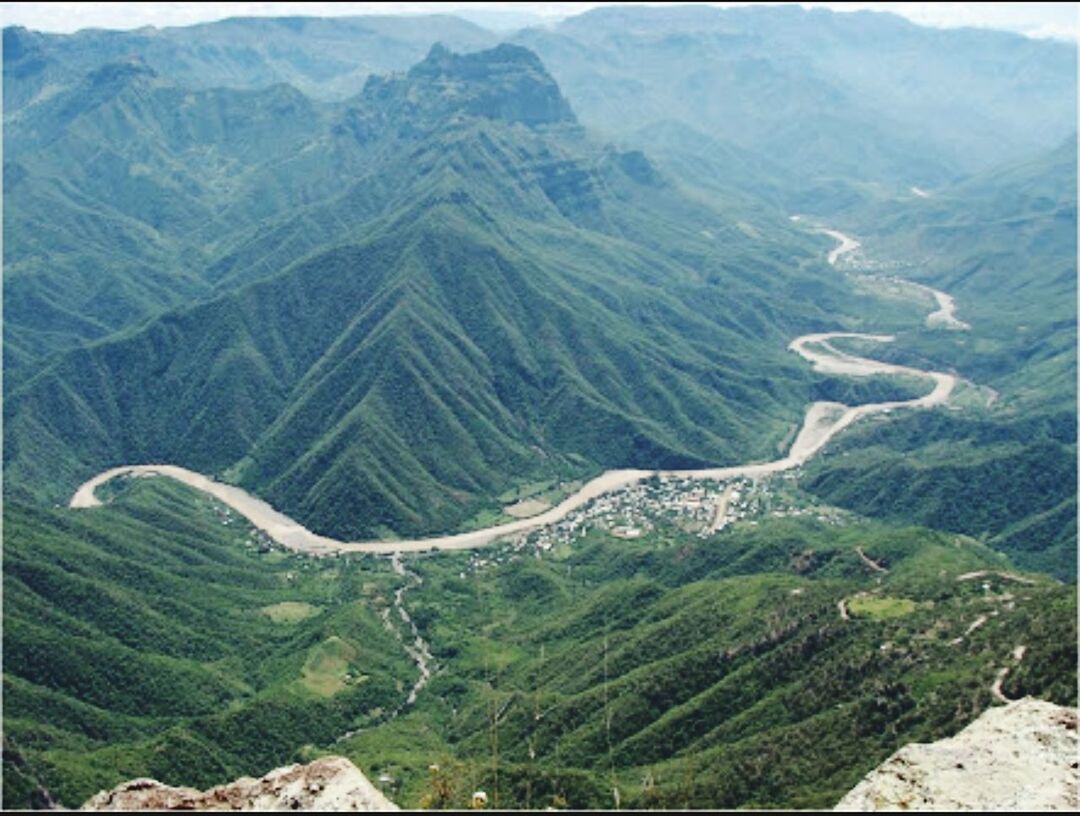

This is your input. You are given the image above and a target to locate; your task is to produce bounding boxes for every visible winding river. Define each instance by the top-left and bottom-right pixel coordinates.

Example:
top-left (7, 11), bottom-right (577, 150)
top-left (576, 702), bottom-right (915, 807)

top-left (69, 230), bottom-right (961, 556)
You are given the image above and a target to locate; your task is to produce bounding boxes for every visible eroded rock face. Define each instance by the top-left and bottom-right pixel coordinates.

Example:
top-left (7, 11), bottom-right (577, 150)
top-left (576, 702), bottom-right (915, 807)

top-left (836, 698), bottom-right (1079, 811)
top-left (81, 756), bottom-right (398, 812)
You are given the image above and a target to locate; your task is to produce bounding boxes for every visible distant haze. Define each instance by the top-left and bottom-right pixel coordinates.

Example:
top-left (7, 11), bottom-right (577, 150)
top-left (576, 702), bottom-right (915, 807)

top-left (1, 1), bottom-right (1077, 42)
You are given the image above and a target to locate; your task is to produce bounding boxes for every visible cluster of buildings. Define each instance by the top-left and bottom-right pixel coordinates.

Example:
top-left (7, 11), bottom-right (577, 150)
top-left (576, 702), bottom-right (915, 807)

top-left (517, 475), bottom-right (774, 556)
top-left (450, 472), bottom-right (855, 576)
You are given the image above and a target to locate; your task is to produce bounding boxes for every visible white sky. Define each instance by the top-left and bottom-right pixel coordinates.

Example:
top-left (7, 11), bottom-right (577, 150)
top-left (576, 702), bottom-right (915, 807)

top-left (1, 2), bottom-right (1077, 42)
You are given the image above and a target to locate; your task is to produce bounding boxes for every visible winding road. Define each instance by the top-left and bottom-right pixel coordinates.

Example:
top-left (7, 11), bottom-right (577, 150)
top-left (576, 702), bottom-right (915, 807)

top-left (69, 229), bottom-right (961, 557)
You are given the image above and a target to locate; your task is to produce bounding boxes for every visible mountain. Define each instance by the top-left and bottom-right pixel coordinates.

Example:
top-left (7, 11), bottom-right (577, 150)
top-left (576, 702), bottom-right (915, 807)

top-left (2, 479), bottom-right (414, 809)
top-left (2, 11), bottom-right (1076, 814)
top-left (5, 14), bottom-right (1072, 560)
top-left (3, 43), bottom-right (580, 379)
top-left (510, 5), bottom-right (1076, 205)
top-left (9, 6), bottom-right (1074, 210)
top-left (863, 136), bottom-right (1077, 418)
top-left (389, 522), bottom-right (1074, 809)
top-left (861, 137), bottom-right (1076, 349)
top-left (5, 44), bottom-right (887, 540)
top-left (2, 57), bottom-right (343, 381)
top-left (2, 16), bottom-right (495, 109)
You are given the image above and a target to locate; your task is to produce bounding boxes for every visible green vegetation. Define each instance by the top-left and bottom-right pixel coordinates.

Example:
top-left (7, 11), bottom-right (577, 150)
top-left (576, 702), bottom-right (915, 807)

top-left (847, 595), bottom-right (917, 620)
top-left (5, 43), bottom-right (910, 541)
top-left (513, 5), bottom-right (1075, 208)
top-left (805, 397), bottom-right (1077, 581)
top-left (6, 28), bottom-right (1071, 571)
top-left (3, 12), bottom-right (1075, 813)
top-left (3, 16), bottom-right (495, 109)
top-left (261, 602), bottom-right (322, 623)
top-left (802, 137), bottom-right (1077, 580)
top-left (336, 514), bottom-right (1073, 810)
top-left (810, 373), bottom-right (932, 405)
top-left (300, 637), bottom-right (362, 697)
top-left (4, 466), bottom-right (1075, 810)
top-left (2, 479), bottom-right (413, 808)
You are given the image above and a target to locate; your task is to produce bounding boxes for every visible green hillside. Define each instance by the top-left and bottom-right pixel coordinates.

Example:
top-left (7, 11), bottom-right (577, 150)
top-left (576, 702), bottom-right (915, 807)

top-left (2, 11), bottom-right (1075, 812)
top-left (511, 5), bottom-right (1075, 198)
top-left (2, 478), bottom-right (414, 808)
top-left (5, 478), bottom-right (1073, 809)
top-left (5, 44), bottom-right (912, 540)
top-left (8, 6), bottom-right (1074, 222)
top-left (352, 515), bottom-right (1071, 811)
top-left (802, 139), bottom-right (1077, 579)
top-left (3, 59), bottom-right (360, 380)
top-left (369, 518), bottom-right (1073, 809)
top-left (2, 16), bottom-right (495, 107)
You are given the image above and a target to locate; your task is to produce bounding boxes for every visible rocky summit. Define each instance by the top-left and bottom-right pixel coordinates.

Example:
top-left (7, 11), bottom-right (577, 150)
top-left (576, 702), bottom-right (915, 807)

top-left (835, 698), bottom-right (1079, 811)
top-left (350, 42), bottom-right (577, 140)
top-left (81, 756), bottom-right (398, 812)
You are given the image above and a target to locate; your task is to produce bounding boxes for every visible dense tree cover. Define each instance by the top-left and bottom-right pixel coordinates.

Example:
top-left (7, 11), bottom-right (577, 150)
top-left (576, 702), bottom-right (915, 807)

top-left (805, 415), bottom-right (1077, 580)
top-left (2, 17), bottom-right (496, 108)
top-left (336, 516), bottom-right (1075, 809)
top-left (5, 479), bottom-right (1074, 810)
top-left (799, 138), bottom-right (1077, 581)
top-left (5, 42), bottom-right (913, 539)
top-left (2, 11), bottom-right (1075, 811)
top-left (6, 17), bottom-right (1072, 560)
top-left (2, 479), bottom-right (413, 808)
top-left (809, 373), bottom-right (930, 406)
top-left (12, 6), bottom-right (1073, 200)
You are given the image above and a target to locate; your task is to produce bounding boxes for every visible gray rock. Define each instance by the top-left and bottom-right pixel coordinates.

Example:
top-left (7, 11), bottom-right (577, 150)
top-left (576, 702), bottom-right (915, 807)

top-left (81, 756), bottom-right (398, 811)
top-left (836, 698), bottom-right (1079, 811)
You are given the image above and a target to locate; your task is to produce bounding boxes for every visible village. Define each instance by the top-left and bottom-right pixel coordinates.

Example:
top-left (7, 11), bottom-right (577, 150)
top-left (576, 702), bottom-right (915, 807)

top-left (197, 465), bottom-right (853, 581)
top-left (462, 470), bottom-right (854, 576)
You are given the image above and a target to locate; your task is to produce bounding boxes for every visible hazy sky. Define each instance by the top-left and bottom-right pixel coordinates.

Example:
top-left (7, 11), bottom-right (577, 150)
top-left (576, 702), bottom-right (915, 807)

top-left (1, 2), bottom-right (1077, 41)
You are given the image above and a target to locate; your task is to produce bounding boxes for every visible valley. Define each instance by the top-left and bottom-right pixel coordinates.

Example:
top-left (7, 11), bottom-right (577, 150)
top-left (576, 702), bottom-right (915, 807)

top-left (2, 6), bottom-right (1075, 811)
top-left (67, 232), bottom-right (964, 557)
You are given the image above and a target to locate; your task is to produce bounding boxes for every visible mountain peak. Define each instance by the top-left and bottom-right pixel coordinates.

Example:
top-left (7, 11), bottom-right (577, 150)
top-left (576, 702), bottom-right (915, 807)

top-left (3, 26), bottom-right (36, 62)
top-left (34, 59), bottom-right (162, 130)
top-left (412, 41), bottom-right (546, 75)
top-left (358, 43), bottom-right (576, 133)
top-left (423, 41), bottom-right (453, 62)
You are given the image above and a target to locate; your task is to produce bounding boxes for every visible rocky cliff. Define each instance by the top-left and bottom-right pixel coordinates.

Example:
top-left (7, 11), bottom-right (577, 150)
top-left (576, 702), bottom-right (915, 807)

top-left (836, 697), bottom-right (1079, 811)
top-left (81, 756), bottom-right (398, 811)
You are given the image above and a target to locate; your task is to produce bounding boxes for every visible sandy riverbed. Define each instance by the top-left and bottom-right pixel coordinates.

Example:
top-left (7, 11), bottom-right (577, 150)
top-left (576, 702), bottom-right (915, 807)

top-left (69, 230), bottom-right (959, 557)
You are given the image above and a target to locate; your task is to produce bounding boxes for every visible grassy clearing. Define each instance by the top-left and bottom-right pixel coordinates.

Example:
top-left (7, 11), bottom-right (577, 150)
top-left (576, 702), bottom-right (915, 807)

top-left (498, 479), bottom-right (557, 504)
top-left (504, 498), bottom-right (551, 518)
top-left (457, 507), bottom-right (513, 533)
top-left (848, 595), bottom-right (917, 620)
top-left (261, 601), bottom-right (321, 623)
top-left (300, 636), bottom-right (360, 697)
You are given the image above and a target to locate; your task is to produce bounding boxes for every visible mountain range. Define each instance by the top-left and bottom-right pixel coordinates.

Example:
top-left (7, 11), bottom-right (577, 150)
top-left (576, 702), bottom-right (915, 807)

top-left (2, 5), bottom-right (1076, 811)
top-left (5, 41), bottom-right (883, 540)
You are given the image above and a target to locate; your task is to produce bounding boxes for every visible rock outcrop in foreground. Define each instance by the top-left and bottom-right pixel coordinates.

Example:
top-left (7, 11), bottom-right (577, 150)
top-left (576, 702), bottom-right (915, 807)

top-left (82, 756), bottom-right (398, 811)
top-left (836, 698), bottom-right (1078, 811)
